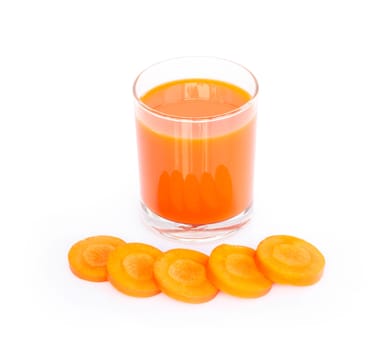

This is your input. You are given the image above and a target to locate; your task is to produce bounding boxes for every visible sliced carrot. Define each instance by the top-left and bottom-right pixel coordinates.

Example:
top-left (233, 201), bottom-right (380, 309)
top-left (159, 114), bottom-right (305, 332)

top-left (255, 235), bottom-right (325, 286)
top-left (68, 235), bottom-right (126, 282)
top-left (153, 248), bottom-right (218, 304)
top-left (107, 243), bottom-right (162, 297)
top-left (207, 244), bottom-right (272, 298)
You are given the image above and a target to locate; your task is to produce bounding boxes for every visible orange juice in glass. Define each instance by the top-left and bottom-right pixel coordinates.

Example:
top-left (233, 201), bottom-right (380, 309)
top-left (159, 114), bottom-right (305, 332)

top-left (133, 57), bottom-right (258, 241)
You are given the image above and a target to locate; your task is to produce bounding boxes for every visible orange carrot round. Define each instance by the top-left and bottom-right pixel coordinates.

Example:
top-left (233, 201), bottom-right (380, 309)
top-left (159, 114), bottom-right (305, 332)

top-left (153, 248), bottom-right (218, 304)
top-left (68, 235), bottom-right (126, 282)
top-left (107, 243), bottom-right (162, 297)
top-left (255, 235), bottom-right (325, 286)
top-left (207, 244), bottom-right (273, 298)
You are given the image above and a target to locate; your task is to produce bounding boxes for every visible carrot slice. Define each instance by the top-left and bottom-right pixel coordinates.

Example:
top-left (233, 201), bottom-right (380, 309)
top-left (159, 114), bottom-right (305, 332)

top-left (153, 248), bottom-right (218, 304)
top-left (255, 235), bottom-right (325, 286)
top-left (207, 244), bottom-right (272, 298)
top-left (68, 235), bottom-right (126, 282)
top-left (107, 243), bottom-right (162, 297)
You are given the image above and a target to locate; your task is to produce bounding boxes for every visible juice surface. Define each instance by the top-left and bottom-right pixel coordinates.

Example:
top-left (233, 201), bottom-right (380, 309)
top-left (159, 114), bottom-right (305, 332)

top-left (136, 79), bottom-right (256, 225)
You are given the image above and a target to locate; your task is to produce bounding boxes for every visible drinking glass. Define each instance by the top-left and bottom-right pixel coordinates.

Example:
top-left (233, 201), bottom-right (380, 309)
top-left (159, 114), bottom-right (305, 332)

top-left (133, 57), bottom-right (258, 241)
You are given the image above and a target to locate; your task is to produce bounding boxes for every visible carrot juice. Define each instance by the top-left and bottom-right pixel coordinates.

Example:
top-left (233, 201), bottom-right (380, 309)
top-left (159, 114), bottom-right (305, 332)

top-left (133, 57), bottom-right (258, 239)
top-left (136, 78), bottom-right (256, 225)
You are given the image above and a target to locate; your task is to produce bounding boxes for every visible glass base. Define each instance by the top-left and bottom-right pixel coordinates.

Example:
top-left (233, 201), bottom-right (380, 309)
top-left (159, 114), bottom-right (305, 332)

top-left (139, 202), bottom-right (253, 242)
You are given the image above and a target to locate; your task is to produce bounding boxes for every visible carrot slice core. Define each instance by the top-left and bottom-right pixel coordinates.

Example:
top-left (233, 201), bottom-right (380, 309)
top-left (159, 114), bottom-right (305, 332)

top-left (82, 244), bottom-right (115, 267)
top-left (225, 253), bottom-right (257, 277)
top-left (122, 253), bottom-right (155, 281)
top-left (272, 243), bottom-right (311, 267)
top-left (168, 259), bottom-right (205, 285)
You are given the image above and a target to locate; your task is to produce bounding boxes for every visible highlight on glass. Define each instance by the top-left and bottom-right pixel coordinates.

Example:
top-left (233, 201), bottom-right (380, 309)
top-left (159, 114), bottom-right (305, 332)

top-left (133, 57), bottom-right (258, 241)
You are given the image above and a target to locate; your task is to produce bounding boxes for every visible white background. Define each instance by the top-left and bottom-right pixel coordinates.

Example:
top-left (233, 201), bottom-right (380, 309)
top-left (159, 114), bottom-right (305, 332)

top-left (1, 0), bottom-right (391, 348)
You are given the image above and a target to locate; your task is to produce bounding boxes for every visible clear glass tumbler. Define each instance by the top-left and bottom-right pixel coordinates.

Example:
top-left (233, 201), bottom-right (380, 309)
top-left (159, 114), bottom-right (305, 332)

top-left (133, 57), bottom-right (258, 241)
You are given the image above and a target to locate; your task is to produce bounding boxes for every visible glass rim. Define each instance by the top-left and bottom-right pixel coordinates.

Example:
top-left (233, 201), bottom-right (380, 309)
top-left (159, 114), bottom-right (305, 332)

top-left (132, 56), bottom-right (259, 123)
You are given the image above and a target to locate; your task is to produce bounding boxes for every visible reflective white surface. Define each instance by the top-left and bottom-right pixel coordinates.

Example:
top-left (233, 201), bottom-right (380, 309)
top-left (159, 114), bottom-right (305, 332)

top-left (0, 0), bottom-right (391, 349)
